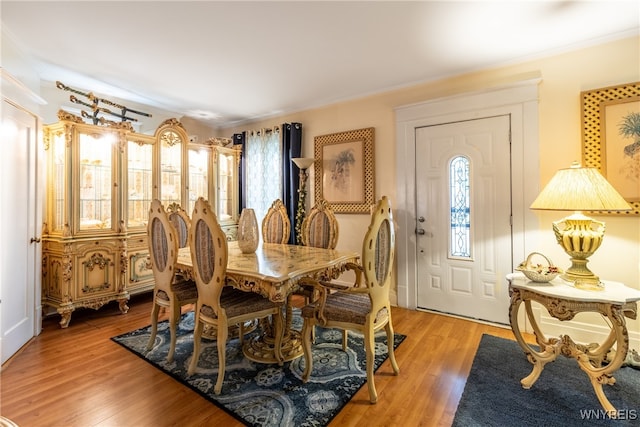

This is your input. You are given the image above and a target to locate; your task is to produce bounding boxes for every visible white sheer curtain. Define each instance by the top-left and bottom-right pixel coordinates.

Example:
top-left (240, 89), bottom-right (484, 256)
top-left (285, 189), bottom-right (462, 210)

top-left (245, 127), bottom-right (283, 232)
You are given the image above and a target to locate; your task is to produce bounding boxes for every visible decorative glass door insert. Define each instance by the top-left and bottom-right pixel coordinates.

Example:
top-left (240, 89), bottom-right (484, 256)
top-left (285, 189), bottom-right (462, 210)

top-left (78, 132), bottom-right (115, 230)
top-left (50, 131), bottom-right (66, 232)
top-left (127, 139), bottom-right (153, 228)
top-left (188, 147), bottom-right (209, 215)
top-left (217, 150), bottom-right (235, 222)
top-left (160, 129), bottom-right (183, 207)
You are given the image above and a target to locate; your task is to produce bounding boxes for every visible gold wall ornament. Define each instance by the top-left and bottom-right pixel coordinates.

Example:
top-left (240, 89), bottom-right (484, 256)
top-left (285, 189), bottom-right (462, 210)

top-left (81, 111), bottom-right (134, 130)
top-left (56, 80), bottom-right (151, 126)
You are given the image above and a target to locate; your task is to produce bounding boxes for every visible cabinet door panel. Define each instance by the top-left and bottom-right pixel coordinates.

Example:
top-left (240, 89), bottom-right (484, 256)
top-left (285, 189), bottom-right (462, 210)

top-left (43, 251), bottom-right (67, 302)
top-left (75, 246), bottom-right (118, 298)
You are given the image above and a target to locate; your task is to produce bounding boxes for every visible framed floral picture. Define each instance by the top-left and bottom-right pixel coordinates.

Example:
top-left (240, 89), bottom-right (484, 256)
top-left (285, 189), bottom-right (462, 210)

top-left (581, 82), bottom-right (640, 215)
top-left (314, 127), bottom-right (375, 214)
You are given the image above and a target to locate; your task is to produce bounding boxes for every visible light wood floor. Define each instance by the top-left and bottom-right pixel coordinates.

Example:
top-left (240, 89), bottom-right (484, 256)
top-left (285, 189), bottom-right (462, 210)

top-left (1, 293), bottom-right (527, 426)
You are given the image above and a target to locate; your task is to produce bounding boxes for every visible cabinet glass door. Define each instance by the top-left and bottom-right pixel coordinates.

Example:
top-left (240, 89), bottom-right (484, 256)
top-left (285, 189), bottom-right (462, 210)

top-left (160, 130), bottom-right (183, 207)
top-left (188, 147), bottom-right (209, 215)
top-left (78, 132), bottom-right (115, 231)
top-left (127, 140), bottom-right (153, 228)
top-left (50, 131), bottom-right (66, 232)
top-left (217, 151), bottom-right (235, 222)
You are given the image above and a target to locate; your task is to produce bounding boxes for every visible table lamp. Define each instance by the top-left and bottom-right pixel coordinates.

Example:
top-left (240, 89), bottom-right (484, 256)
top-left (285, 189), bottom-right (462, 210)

top-left (292, 157), bottom-right (315, 244)
top-left (530, 162), bottom-right (631, 289)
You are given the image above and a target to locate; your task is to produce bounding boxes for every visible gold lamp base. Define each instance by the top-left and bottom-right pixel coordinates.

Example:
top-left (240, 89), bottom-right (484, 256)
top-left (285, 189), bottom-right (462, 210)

top-left (553, 212), bottom-right (605, 291)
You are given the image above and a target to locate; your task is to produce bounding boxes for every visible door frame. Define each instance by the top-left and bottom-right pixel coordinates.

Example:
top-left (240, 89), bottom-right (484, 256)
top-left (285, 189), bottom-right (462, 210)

top-left (1, 69), bottom-right (45, 364)
top-left (394, 80), bottom-right (542, 311)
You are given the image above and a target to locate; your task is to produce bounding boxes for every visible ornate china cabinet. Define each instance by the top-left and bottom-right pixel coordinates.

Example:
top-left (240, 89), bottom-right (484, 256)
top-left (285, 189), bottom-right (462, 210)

top-left (42, 111), bottom-right (137, 327)
top-left (42, 112), bottom-right (240, 327)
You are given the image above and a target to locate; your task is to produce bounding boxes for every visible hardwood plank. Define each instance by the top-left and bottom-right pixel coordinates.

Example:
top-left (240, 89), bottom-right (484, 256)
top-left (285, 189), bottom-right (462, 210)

top-left (1, 293), bottom-right (529, 426)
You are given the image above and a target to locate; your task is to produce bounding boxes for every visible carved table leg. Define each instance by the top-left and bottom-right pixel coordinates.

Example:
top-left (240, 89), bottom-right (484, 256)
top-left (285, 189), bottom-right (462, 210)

top-left (509, 289), bottom-right (560, 388)
top-left (570, 305), bottom-right (629, 417)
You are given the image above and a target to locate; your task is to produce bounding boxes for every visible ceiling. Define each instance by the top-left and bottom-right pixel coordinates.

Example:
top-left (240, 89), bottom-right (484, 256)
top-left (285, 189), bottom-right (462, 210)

top-left (2, 1), bottom-right (639, 128)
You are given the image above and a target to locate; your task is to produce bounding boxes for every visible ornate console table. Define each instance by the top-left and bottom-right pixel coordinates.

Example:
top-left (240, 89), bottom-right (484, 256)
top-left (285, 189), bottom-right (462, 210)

top-left (507, 272), bottom-right (640, 417)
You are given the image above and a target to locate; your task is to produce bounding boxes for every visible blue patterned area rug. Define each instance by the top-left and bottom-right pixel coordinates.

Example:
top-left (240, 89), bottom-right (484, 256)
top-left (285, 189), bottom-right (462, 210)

top-left (111, 309), bottom-right (405, 427)
top-left (453, 334), bottom-right (640, 427)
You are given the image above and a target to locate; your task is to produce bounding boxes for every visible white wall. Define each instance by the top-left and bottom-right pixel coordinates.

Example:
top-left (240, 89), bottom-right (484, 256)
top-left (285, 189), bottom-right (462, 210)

top-left (224, 35), bottom-right (640, 293)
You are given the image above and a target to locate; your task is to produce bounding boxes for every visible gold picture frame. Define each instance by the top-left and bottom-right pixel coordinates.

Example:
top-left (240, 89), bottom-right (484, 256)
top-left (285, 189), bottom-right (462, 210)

top-left (581, 82), bottom-right (640, 215)
top-left (314, 127), bottom-right (375, 214)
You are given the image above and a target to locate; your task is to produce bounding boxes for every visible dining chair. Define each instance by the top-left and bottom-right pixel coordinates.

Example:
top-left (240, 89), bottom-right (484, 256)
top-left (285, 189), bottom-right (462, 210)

top-left (299, 196), bottom-right (399, 404)
top-left (297, 198), bottom-right (340, 307)
top-left (166, 202), bottom-right (190, 248)
top-left (261, 198), bottom-right (290, 244)
top-left (187, 197), bottom-right (284, 394)
top-left (300, 198), bottom-right (339, 249)
top-left (146, 199), bottom-right (198, 362)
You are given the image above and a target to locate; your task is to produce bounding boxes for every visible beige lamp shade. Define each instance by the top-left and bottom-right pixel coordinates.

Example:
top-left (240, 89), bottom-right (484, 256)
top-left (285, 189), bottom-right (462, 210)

top-left (292, 157), bottom-right (315, 170)
top-left (530, 162), bottom-right (631, 212)
top-left (529, 162), bottom-right (631, 289)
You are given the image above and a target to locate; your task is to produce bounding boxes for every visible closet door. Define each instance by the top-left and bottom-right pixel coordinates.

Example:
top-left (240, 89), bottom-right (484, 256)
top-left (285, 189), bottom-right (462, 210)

top-left (1, 98), bottom-right (41, 364)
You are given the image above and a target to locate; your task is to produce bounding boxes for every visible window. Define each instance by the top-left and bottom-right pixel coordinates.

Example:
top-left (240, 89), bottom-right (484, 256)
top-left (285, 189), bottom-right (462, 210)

top-left (245, 128), bottom-right (283, 226)
top-left (449, 155), bottom-right (471, 259)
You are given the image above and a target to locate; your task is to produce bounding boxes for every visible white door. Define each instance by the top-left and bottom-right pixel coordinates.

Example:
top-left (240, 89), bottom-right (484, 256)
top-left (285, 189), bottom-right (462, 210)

top-left (415, 115), bottom-right (512, 324)
top-left (1, 99), bottom-right (40, 364)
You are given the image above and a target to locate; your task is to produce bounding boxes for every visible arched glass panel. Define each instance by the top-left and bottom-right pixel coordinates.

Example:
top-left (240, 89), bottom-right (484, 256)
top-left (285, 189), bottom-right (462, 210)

top-left (160, 130), bottom-right (183, 207)
top-left (449, 156), bottom-right (471, 259)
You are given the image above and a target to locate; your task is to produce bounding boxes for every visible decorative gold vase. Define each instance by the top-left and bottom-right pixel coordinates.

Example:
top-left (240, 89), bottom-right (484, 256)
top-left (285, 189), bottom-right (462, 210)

top-left (237, 208), bottom-right (259, 254)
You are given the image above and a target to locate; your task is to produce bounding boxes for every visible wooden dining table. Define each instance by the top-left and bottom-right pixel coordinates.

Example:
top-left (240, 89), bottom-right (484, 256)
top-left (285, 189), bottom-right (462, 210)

top-left (176, 241), bottom-right (359, 363)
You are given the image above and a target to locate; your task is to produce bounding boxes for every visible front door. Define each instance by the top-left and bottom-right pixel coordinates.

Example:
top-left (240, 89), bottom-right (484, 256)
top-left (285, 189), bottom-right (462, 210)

top-left (415, 115), bottom-right (512, 324)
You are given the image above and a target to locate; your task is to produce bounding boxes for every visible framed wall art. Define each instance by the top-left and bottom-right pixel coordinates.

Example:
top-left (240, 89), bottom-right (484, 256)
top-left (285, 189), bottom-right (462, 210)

top-left (581, 82), bottom-right (640, 215)
top-left (314, 127), bottom-right (375, 214)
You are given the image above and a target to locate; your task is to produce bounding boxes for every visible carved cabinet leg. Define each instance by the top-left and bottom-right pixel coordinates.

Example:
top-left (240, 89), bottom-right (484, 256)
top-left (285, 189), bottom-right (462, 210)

top-left (118, 298), bottom-right (130, 314)
top-left (57, 307), bottom-right (74, 328)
